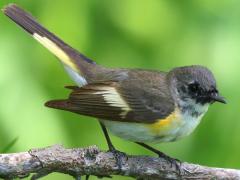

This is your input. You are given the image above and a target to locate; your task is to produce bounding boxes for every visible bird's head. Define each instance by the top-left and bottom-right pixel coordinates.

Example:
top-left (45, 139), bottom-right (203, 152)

top-left (168, 65), bottom-right (226, 106)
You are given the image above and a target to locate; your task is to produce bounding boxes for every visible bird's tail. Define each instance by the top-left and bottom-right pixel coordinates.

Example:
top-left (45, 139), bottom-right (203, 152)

top-left (2, 4), bottom-right (99, 84)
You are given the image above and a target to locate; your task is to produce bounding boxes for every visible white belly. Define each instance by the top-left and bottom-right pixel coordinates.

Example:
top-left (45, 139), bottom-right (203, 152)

top-left (102, 120), bottom-right (159, 142)
top-left (101, 104), bottom-right (209, 143)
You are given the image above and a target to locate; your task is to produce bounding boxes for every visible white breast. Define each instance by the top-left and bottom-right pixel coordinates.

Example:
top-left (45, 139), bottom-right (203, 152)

top-left (175, 103), bottom-right (209, 139)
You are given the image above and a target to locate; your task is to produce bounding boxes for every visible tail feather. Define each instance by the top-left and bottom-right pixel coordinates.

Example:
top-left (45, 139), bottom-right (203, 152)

top-left (2, 4), bottom-right (95, 74)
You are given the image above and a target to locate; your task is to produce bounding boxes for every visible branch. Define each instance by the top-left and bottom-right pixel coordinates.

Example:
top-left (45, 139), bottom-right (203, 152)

top-left (0, 145), bottom-right (239, 180)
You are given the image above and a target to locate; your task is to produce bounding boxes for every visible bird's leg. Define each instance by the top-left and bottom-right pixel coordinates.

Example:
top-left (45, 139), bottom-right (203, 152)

top-left (135, 142), bottom-right (181, 172)
top-left (84, 122), bottom-right (117, 180)
top-left (99, 121), bottom-right (125, 173)
top-left (135, 142), bottom-right (172, 159)
top-left (99, 122), bottom-right (116, 151)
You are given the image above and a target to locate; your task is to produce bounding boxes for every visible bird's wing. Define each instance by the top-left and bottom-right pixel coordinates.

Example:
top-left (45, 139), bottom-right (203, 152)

top-left (45, 81), bottom-right (175, 123)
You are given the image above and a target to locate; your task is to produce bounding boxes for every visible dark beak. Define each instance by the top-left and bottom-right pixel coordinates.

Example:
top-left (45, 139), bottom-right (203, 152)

top-left (210, 93), bottom-right (226, 104)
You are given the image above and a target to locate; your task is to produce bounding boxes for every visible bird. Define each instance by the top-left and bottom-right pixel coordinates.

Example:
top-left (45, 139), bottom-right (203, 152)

top-left (3, 4), bottom-right (226, 166)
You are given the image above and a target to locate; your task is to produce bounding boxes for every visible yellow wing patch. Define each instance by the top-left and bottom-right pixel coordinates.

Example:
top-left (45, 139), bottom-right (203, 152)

top-left (146, 108), bottom-right (181, 133)
top-left (94, 86), bottom-right (131, 117)
top-left (33, 33), bottom-right (78, 72)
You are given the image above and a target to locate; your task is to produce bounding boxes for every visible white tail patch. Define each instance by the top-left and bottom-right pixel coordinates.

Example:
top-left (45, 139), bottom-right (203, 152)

top-left (94, 87), bottom-right (131, 117)
top-left (33, 33), bottom-right (77, 72)
top-left (64, 65), bottom-right (87, 87)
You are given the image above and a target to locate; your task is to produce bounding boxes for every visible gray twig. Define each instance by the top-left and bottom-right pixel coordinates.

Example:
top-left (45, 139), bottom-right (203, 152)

top-left (0, 144), bottom-right (239, 180)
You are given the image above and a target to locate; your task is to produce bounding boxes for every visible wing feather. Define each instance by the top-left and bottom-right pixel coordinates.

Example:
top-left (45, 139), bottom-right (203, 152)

top-left (46, 81), bottom-right (175, 123)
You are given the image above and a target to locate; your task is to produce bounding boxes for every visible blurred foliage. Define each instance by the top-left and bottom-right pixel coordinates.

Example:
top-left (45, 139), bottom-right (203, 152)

top-left (0, 0), bottom-right (239, 179)
top-left (1, 137), bottom-right (18, 153)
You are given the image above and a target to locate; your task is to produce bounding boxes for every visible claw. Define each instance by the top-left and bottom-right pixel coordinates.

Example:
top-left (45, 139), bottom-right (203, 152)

top-left (108, 149), bottom-right (126, 171)
top-left (158, 153), bottom-right (181, 175)
top-left (135, 142), bottom-right (182, 174)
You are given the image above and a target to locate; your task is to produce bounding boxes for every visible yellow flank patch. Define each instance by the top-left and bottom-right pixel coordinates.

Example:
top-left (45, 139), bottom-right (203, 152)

top-left (146, 108), bottom-right (181, 133)
top-left (33, 33), bottom-right (78, 72)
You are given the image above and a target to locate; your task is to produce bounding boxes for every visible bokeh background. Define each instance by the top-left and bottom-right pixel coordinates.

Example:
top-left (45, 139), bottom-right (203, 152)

top-left (0, 0), bottom-right (239, 179)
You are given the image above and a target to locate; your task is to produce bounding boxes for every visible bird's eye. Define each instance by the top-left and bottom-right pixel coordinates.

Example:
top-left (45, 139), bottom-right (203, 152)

top-left (188, 82), bottom-right (200, 93)
top-left (210, 88), bottom-right (218, 96)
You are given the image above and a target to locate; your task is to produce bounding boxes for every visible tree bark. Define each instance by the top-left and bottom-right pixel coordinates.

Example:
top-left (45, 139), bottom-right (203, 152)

top-left (0, 144), bottom-right (239, 180)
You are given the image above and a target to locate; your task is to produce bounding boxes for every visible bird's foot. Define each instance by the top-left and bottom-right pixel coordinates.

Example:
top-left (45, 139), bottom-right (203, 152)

top-left (85, 149), bottom-right (124, 180)
top-left (108, 149), bottom-right (126, 171)
top-left (157, 151), bottom-right (181, 174)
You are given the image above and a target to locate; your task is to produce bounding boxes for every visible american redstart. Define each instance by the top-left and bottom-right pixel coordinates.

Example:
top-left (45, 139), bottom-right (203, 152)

top-left (3, 4), bottom-right (226, 162)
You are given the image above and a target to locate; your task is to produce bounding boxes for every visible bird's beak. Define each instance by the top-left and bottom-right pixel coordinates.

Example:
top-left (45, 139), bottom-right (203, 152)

top-left (210, 93), bottom-right (227, 104)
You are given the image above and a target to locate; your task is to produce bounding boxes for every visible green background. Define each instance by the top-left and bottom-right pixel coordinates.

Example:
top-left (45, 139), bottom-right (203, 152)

top-left (0, 0), bottom-right (239, 179)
